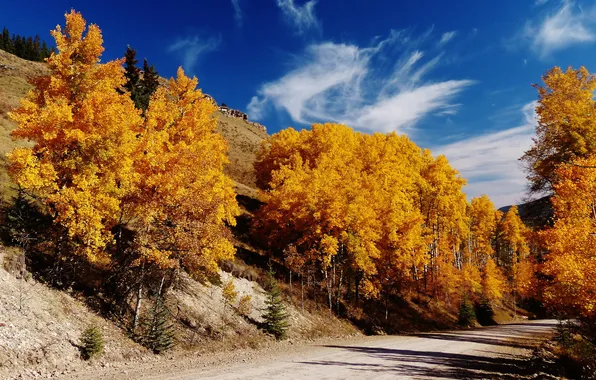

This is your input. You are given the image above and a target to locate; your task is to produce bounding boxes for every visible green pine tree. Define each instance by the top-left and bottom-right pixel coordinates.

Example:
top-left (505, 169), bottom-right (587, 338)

top-left (142, 296), bottom-right (176, 354)
top-left (263, 268), bottom-right (289, 340)
top-left (80, 325), bottom-right (104, 360)
top-left (1, 27), bottom-right (11, 53)
top-left (41, 41), bottom-right (50, 59)
top-left (139, 58), bottom-right (159, 111)
top-left (122, 46), bottom-right (142, 108)
top-left (458, 295), bottom-right (476, 327)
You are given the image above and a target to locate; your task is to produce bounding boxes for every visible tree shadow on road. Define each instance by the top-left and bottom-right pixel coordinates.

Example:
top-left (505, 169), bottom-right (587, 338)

top-left (301, 345), bottom-right (531, 379)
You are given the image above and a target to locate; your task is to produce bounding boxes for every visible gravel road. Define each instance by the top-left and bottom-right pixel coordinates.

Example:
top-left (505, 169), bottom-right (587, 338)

top-left (66, 319), bottom-right (557, 380)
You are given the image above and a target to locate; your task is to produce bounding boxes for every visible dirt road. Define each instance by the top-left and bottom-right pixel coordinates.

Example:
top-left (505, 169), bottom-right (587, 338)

top-left (67, 320), bottom-right (557, 380)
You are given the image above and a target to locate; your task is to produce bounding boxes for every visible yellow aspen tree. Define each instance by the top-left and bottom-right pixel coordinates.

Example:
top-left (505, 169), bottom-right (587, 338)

top-left (419, 152), bottom-right (469, 299)
top-left (499, 206), bottom-right (530, 267)
top-left (8, 11), bottom-right (142, 262)
top-left (542, 156), bottom-right (596, 319)
top-left (521, 66), bottom-right (596, 193)
top-left (132, 68), bottom-right (240, 276)
top-left (467, 195), bottom-right (499, 267)
top-left (482, 258), bottom-right (507, 305)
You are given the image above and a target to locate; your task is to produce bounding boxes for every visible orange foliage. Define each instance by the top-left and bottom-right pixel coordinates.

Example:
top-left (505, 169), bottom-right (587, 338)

top-left (8, 11), bottom-right (238, 277)
top-left (542, 156), bottom-right (596, 319)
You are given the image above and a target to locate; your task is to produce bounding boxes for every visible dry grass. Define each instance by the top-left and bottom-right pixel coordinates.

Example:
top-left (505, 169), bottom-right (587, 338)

top-left (0, 51), bottom-right (48, 199)
top-left (216, 111), bottom-right (267, 193)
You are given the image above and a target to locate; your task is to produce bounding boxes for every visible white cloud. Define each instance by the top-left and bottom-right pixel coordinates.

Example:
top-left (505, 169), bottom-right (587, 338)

top-left (439, 31), bottom-right (457, 45)
top-left (434, 101), bottom-right (538, 207)
top-left (524, 1), bottom-right (596, 58)
top-left (276, 0), bottom-right (320, 34)
top-left (231, 0), bottom-right (243, 27)
top-left (248, 31), bottom-right (474, 133)
top-left (168, 35), bottom-right (221, 73)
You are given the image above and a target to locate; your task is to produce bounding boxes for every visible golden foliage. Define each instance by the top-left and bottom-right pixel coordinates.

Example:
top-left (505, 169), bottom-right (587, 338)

top-left (521, 66), bottom-right (596, 193)
top-left (482, 258), bottom-right (507, 304)
top-left (8, 10), bottom-right (141, 262)
top-left (7, 11), bottom-right (238, 277)
top-left (542, 156), bottom-right (596, 319)
top-left (254, 123), bottom-right (529, 305)
top-left (222, 279), bottom-right (238, 305)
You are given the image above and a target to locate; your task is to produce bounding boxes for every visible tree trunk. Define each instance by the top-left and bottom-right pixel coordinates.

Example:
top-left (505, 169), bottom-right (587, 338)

top-left (332, 259), bottom-right (336, 314)
top-left (132, 263), bottom-right (145, 333)
top-left (301, 275), bottom-right (304, 312)
top-left (337, 268), bottom-right (343, 314)
top-left (133, 283), bottom-right (143, 332)
top-left (326, 270), bottom-right (332, 318)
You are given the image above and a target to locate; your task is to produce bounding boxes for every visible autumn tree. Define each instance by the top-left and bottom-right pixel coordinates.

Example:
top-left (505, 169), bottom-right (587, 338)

top-left (497, 206), bottom-right (530, 270)
top-left (8, 10), bottom-right (143, 263)
top-left (131, 67), bottom-right (239, 275)
top-left (418, 152), bottom-right (469, 302)
top-left (8, 11), bottom-right (239, 285)
top-left (467, 195), bottom-right (500, 267)
top-left (521, 66), bottom-right (596, 194)
top-left (541, 156), bottom-right (596, 321)
top-left (253, 122), bottom-right (513, 318)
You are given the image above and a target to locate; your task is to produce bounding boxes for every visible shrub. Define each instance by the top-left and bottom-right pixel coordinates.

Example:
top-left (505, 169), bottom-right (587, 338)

top-left (80, 325), bottom-right (104, 360)
top-left (238, 295), bottom-right (252, 316)
top-left (458, 297), bottom-right (476, 327)
top-left (474, 298), bottom-right (495, 326)
top-left (555, 320), bottom-right (596, 379)
top-left (222, 279), bottom-right (238, 306)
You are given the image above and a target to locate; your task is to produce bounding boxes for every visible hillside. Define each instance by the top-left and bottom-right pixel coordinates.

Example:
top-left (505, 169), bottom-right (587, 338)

top-left (0, 50), bottom-right (48, 197)
top-left (499, 195), bottom-right (553, 229)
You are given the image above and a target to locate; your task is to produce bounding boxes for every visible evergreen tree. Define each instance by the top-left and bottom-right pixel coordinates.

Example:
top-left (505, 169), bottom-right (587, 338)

top-left (25, 36), bottom-right (34, 60)
top-left (32, 35), bottom-right (41, 61)
top-left (122, 46), bottom-right (142, 107)
top-left (41, 41), bottom-right (50, 59)
top-left (142, 296), bottom-right (176, 354)
top-left (458, 296), bottom-right (476, 327)
top-left (13, 35), bottom-right (23, 57)
top-left (263, 268), bottom-right (289, 340)
top-left (80, 325), bottom-right (104, 360)
top-left (121, 48), bottom-right (159, 112)
top-left (1, 28), bottom-right (11, 53)
top-left (0, 27), bottom-right (53, 61)
top-left (139, 58), bottom-right (159, 111)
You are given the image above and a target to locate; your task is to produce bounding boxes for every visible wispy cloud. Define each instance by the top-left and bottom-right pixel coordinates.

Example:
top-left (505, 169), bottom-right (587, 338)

top-left (248, 30), bottom-right (474, 133)
top-left (168, 35), bottom-right (221, 73)
top-left (434, 101), bottom-right (538, 207)
top-left (231, 0), bottom-right (243, 27)
top-left (523, 1), bottom-right (596, 58)
top-left (276, 0), bottom-right (320, 34)
top-left (439, 31), bottom-right (457, 45)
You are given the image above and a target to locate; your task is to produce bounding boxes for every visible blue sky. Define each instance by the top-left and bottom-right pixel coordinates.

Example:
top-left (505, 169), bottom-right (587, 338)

top-left (3, 0), bottom-right (596, 207)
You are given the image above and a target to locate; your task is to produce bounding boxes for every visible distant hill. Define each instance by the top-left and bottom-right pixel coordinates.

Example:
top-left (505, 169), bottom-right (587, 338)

top-left (499, 195), bottom-right (553, 229)
top-left (0, 49), bottom-right (267, 200)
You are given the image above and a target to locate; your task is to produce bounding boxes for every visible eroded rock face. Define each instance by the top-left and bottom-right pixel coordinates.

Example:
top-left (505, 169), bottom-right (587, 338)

top-left (216, 101), bottom-right (267, 134)
top-left (248, 121), bottom-right (267, 134)
top-left (220, 106), bottom-right (248, 120)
